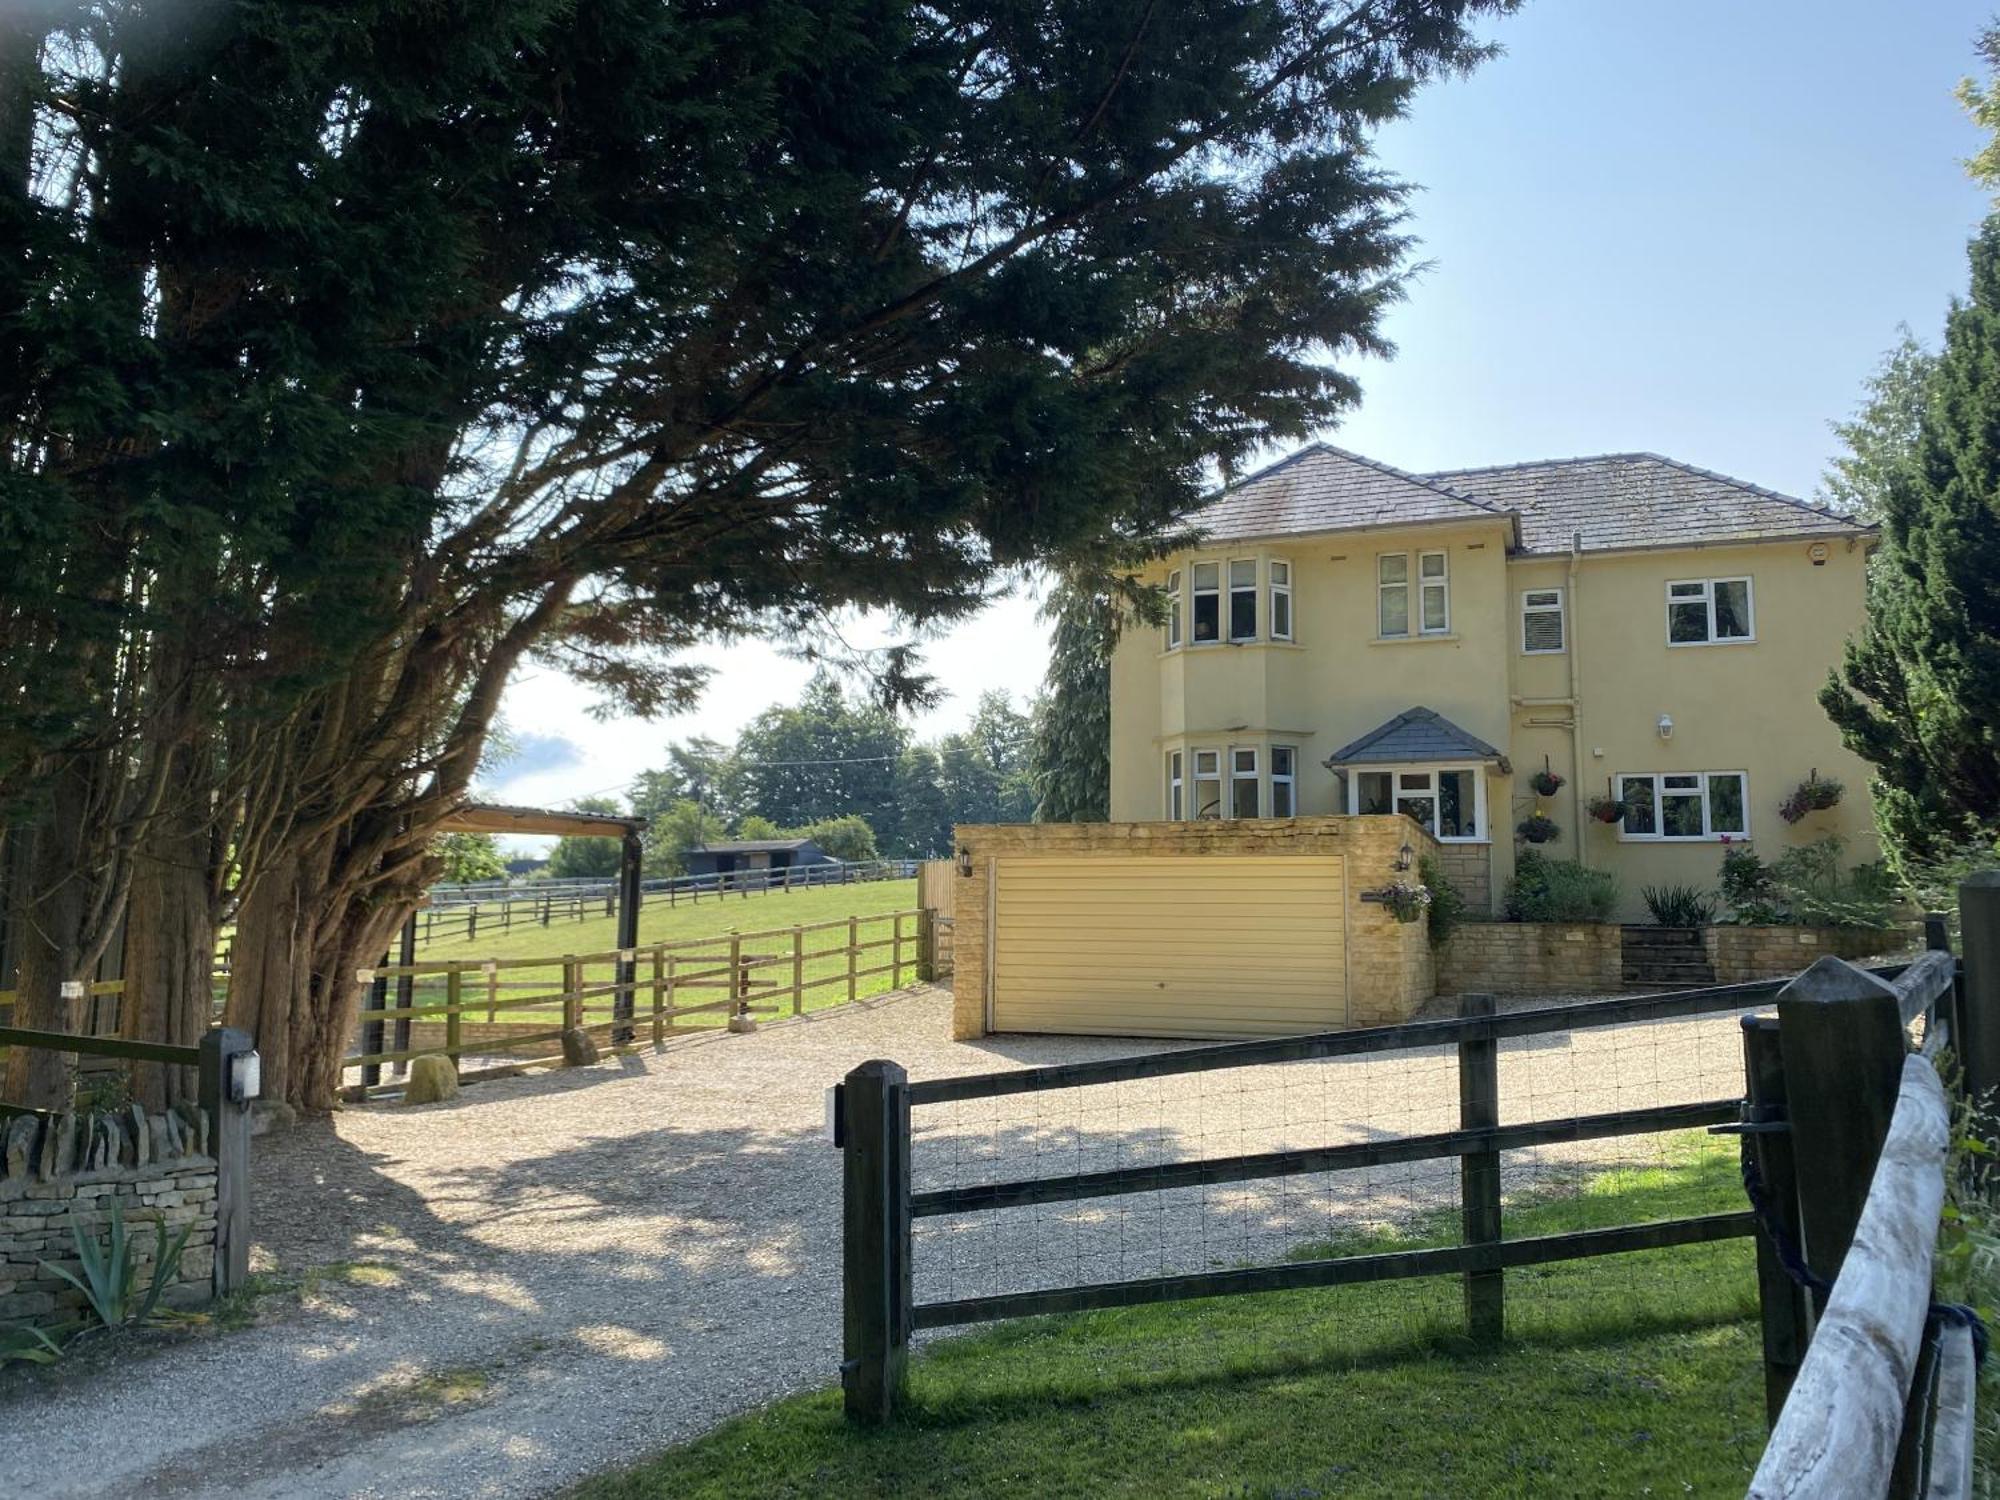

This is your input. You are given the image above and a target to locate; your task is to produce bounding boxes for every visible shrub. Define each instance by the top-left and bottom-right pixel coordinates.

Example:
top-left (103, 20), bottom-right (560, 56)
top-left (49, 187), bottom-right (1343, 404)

top-left (1766, 836), bottom-right (1899, 929)
top-left (1586, 795), bottom-right (1625, 825)
top-left (42, 1199), bottom-right (193, 1332)
top-left (1505, 850), bottom-right (1619, 923)
top-left (1418, 855), bottom-right (1468, 949)
top-left (1901, 830), bottom-right (2000, 940)
top-left (1516, 813), bottom-right (1561, 844)
top-left (1718, 841), bottom-right (1778, 923)
top-left (1641, 883), bottom-right (1718, 927)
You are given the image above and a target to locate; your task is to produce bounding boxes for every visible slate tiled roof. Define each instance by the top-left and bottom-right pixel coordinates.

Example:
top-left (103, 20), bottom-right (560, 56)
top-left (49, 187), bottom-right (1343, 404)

top-left (1422, 453), bottom-right (1871, 555)
top-left (1325, 707), bottom-right (1506, 767)
top-left (693, 839), bottom-right (817, 854)
top-left (1198, 444), bottom-right (1512, 541)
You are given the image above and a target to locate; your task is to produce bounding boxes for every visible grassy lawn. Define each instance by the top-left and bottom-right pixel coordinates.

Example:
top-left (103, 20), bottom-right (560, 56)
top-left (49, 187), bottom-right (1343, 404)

top-left (573, 1136), bottom-right (1768, 1498)
top-left (411, 877), bottom-right (919, 963)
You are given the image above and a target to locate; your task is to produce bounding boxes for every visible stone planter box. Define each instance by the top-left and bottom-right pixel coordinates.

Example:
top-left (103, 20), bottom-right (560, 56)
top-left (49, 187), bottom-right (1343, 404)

top-left (1438, 921), bottom-right (1914, 997)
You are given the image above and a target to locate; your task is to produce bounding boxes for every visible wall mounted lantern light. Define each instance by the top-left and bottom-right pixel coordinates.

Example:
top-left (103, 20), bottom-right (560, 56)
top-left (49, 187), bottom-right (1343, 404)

top-left (1657, 714), bottom-right (1674, 741)
top-left (957, 846), bottom-right (974, 877)
top-left (1394, 841), bottom-right (1415, 873)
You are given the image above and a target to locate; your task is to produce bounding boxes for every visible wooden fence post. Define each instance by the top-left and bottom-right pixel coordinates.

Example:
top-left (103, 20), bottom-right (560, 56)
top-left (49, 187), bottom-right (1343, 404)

top-left (361, 952), bottom-right (389, 1089)
top-left (1959, 873), bottom-right (2000, 1104)
top-left (652, 949), bottom-right (666, 1049)
top-left (1776, 956), bottom-right (1908, 1305)
top-left (445, 967), bottom-right (463, 1066)
top-left (848, 915), bottom-right (860, 1006)
top-left (892, 913), bottom-right (906, 989)
top-left (467, 905), bottom-right (477, 945)
top-left (842, 1058), bottom-right (911, 1423)
top-left (916, 908), bottom-right (935, 984)
top-left (197, 1026), bottom-right (255, 1298)
top-left (1457, 991), bottom-right (1502, 1342)
top-left (792, 926), bottom-right (805, 1016)
top-left (1741, 1013), bottom-right (1810, 1425)
top-left (562, 957), bottom-right (581, 1036)
top-left (393, 913), bottom-right (416, 1074)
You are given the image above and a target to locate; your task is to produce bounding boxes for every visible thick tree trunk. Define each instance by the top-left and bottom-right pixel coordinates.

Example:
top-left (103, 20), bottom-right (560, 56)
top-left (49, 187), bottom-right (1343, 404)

top-left (124, 801), bottom-right (216, 1111)
top-left (2, 763), bottom-right (94, 1108)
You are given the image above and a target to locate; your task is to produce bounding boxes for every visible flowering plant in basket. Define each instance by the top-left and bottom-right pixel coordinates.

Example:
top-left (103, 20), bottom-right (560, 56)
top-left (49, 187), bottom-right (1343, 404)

top-left (1778, 772), bottom-right (1843, 824)
top-left (1379, 881), bottom-right (1432, 923)
top-left (1529, 768), bottom-right (1566, 797)
top-left (1586, 795), bottom-right (1625, 825)
top-left (1516, 813), bottom-right (1561, 844)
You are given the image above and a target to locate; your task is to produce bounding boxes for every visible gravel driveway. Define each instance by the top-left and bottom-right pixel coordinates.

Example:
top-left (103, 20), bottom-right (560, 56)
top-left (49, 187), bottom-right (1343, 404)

top-left (0, 985), bottom-right (1752, 1500)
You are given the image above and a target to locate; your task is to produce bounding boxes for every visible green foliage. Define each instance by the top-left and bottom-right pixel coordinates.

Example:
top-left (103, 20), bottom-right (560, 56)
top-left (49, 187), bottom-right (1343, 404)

top-left (1718, 843), bottom-right (1783, 924)
top-left (544, 797), bottom-right (627, 881)
top-left (630, 740), bottom-right (742, 829)
top-left (638, 800), bottom-right (727, 879)
top-left (1777, 772), bottom-right (1844, 825)
top-left (734, 815), bottom-right (783, 842)
top-left (1417, 854), bottom-right (1468, 949)
top-left (1505, 851), bottom-right (1619, 924)
top-left (1902, 832), bottom-right (2000, 939)
top-left (1765, 837), bottom-right (1900, 930)
top-left (1640, 884), bottom-right (1718, 928)
top-left (1819, 329), bottom-right (1937, 520)
top-left (1821, 216), bottom-right (2000, 865)
top-left (0, 1324), bottom-right (64, 1367)
top-left (1031, 573), bottom-right (1120, 824)
top-left (791, 815), bottom-right (878, 864)
top-left (434, 833), bottom-right (507, 885)
top-left (733, 677), bottom-right (907, 836)
top-left (43, 1199), bottom-right (193, 1331)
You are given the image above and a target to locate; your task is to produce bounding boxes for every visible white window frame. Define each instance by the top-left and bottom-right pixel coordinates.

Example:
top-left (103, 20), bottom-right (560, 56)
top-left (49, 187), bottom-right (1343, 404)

top-left (1228, 746), bottom-right (1260, 819)
top-left (1166, 750), bottom-right (1184, 820)
top-left (1191, 748), bottom-right (1223, 820)
top-left (1665, 576), bottom-right (1755, 647)
top-left (1269, 560), bottom-right (1293, 641)
top-left (1521, 587), bottom-right (1565, 655)
top-left (1614, 770), bottom-right (1750, 841)
top-left (1164, 569), bottom-right (1182, 651)
top-left (1227, 558), bottom-right (1258, 642)
top-left (1344, 762), bottom-right (1487, 843)
top-left (1270, 745), bottom-right (1298, 817)
top-left (1418, 550), bottom-right (1450, 635)
top-left (1190, 562), bottom-right (1221, 645)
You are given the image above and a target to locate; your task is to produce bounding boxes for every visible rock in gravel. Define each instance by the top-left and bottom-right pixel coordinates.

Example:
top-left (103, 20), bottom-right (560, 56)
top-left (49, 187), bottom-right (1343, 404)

top-left (561, 1028), bottom-right (600, 1066)
top-left (403, 1056), bottom-right (460, 1106)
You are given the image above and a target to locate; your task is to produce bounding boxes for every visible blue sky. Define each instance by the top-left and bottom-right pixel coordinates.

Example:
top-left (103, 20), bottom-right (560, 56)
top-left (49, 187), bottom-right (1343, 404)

top-left (491, 0), bottom-right (1993, 820)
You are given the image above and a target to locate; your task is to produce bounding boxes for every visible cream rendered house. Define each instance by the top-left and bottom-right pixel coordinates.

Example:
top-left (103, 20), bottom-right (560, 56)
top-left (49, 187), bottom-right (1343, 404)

top-left (1107, 445), bottom-right (1880, 919)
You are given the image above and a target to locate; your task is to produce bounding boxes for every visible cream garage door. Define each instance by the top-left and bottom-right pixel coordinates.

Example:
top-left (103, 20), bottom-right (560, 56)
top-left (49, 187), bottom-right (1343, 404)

top-left (988, 855), bottom-right (1347, 1038)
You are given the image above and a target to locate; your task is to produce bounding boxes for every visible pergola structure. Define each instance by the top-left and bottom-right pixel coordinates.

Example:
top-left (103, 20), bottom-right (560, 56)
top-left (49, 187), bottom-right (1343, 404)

top-left (363, 801), bottom-right (648, 1084)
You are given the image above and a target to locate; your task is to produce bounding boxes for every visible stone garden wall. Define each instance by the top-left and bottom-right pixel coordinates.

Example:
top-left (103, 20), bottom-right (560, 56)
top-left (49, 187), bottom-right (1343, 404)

top-left (1, 1105), bottom-right (218, 1329)
top-left (1435, 923), bottom-right (1624, 997)
top-left (1703, 924), bottom-right (1911, 985)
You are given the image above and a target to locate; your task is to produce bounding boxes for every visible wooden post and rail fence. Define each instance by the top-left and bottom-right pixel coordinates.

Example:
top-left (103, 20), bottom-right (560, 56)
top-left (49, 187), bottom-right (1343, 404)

top-left (838, 876), bottom-right (1999, 1500)
top-left (341, 905), bottom-right (940, 1093)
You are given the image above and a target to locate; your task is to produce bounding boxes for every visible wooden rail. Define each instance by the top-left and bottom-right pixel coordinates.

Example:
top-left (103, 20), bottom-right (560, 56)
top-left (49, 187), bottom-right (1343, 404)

top-left (342, 908), bottom-right (932, 1091)
top-left (838, 970), bottom-right (1794, 1424)
top-left (1744, 914), bottom-right (1979, 1500)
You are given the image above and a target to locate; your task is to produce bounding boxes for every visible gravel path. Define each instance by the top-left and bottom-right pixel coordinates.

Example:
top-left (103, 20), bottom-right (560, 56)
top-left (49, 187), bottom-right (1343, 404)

top-left (0, 985), bottom-right (1753, 1500)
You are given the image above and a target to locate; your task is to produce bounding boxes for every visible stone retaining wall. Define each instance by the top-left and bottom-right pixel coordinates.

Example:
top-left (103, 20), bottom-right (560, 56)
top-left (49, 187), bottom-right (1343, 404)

top-left (1436, 922), bottom-right (1624, 997)
top-left (1438, 921), bottom-right (1914, 996)
top-left (1, 1105), bottom-right (218, 1329)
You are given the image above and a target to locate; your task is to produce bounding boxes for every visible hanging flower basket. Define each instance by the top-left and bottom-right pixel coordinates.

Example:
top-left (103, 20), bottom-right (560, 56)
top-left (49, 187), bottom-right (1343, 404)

top-left (1377, 880), bottom-right (1432, 923)
top-left (1517, 813), bottom-right (1561, 844)
top-left (1778, 771), bottom-right (1844, 824)
top-left (1586, 795), bottom-right (1626, 825)
top-left (1529, 769), bottom-right (1566, 798)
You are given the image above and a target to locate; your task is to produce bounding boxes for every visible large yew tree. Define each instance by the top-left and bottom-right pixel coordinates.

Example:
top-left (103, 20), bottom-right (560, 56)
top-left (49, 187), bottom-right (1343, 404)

top-left (3, 0), bottom-right (1512, 1110)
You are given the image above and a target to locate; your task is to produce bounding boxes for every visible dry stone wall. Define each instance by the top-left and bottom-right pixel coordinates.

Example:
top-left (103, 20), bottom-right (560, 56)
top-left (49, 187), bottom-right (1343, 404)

top-left (0, 1104), bottom-right (218, 1328)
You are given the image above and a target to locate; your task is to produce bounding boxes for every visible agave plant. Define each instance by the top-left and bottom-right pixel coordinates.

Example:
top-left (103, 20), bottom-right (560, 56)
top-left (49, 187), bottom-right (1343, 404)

top-left (1641, 883), bottom-right (1719, 928)
top-left (41, 1199), bottom-right (194, 1331)
top-left (0, 1324), bottom-right (64, 1367)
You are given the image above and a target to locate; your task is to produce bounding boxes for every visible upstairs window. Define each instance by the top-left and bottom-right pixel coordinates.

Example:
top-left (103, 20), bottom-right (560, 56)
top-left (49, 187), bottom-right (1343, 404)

top-left (1228, 559), bottom-right (1258, 641)
top-left (1269, 561), bottom-right (1293, 641)
top-left (1522, 588), bottom-right (1565, 654)
top-left (1379, 551), bottom-right (1450, 637)
top-left (1191, 563), bottom-right (1221, 644)
top-left (1165, 570), bottom-right (1182, 650)
top-left (1271, 746), bottom-right (1297, 816)
top-left (1230, 747), bottom-right (1259, 818)
top-left (1667, 577), bottom-right (1753, 645)
top-left (1616, 771), bottom-right (1748, 839)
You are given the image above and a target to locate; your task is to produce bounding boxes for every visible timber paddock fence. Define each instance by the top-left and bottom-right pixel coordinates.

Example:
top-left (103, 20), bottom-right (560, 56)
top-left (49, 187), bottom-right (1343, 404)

top-left (405, 859), bottom-right (917, 948)
top-left (836, 877), bottom-right (2000, 1487)
top-left (344, 905), bottom-right (947, 1096)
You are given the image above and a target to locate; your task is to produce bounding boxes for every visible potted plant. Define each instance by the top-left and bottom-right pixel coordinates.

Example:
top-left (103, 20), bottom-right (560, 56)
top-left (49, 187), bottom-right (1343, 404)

top-left (1529, 766), bottom-right (1565, 798)
top-left (1516, 813), bottom-right (1561, 844)
top-left (1586, 795), bottom-right (1625, 825)
top-left (1778, 770), bottom-right (1843, 824)
top-left (1378, 880), bottom-right (1432, 924)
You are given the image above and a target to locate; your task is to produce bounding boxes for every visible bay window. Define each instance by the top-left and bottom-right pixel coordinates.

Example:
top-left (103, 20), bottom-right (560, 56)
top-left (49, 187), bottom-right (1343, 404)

top-left (1269, 561), bottom-right (1293, 640)
top-left (1191, 563), bottom-right (1220, 644)
top-left (1192, 749), bottom-right (1222, 819)
top-left (1349, 764), bottom-right (1484, 841)
top-left (1166, 751), bottom-right (1184, 820)
top-left (1228, 559), bottom-right (1258, 641)
top-left (1165, 569), bottom-right (1182, 650)
top-left (1271, 746), bottom-right (1297, 817)
top-left (1230, 748), bottom-right (1260, 818)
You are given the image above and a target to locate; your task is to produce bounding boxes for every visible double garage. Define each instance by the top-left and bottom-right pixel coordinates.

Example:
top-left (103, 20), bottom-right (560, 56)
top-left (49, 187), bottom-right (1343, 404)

top-left (948, 817), bottom-right (1435, 1042)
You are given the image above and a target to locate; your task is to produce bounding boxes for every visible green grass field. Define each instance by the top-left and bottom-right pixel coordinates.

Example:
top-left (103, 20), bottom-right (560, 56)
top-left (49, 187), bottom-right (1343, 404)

top-left (411, 877), bottom-right (919, 963)
top-left (570, 1138), bottom-right (1767, 1499)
